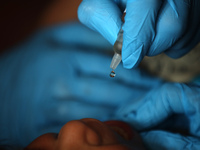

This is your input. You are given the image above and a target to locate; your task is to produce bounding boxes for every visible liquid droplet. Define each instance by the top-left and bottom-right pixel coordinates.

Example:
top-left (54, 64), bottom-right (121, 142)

top-left (110, 70), bottom-right (116, 78)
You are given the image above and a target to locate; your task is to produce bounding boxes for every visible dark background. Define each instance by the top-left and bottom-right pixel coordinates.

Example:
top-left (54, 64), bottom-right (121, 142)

top-left (0, 0), bottom-right (81, 54)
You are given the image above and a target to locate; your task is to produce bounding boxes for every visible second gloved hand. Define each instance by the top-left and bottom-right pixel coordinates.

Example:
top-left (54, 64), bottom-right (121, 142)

top-left (116, 82), bottom-right (200, 149)
top-left (78, 0), bottom-right (200, 69)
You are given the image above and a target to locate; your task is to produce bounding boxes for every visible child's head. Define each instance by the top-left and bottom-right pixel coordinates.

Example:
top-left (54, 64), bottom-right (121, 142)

top-left (25, 118), bottom-right (145, 150)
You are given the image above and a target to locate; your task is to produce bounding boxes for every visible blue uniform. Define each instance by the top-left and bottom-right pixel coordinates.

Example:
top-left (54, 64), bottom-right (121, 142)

top-left (0, 22), bottom-right (200, 150)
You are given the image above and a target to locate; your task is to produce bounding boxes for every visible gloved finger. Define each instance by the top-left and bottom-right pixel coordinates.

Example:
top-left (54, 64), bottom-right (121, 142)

top-left (116, 82), bottom-right (200, 136)
top-left (42, 22), bottom-right (113, 51)
top-left (165, 0), bottom-right (200, 58)
top-left (141, 131), bottom-right (200, 150)
top-left (122, 0), bottom-right (162, 69)
top-left (78, 0), bottom-right (123, 45)
top-left (148, 0), bottom-right (189, 56)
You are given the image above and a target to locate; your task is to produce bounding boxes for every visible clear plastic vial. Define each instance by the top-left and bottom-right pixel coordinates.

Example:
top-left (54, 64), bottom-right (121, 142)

top-left (110, 28), bottom-right (123, 77)
top-left (109, 10), bottom-right (126, 78)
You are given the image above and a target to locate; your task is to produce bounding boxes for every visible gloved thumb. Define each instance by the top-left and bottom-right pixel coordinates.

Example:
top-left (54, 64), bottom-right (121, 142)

top-left (78, 0), bottom-right (123, 45)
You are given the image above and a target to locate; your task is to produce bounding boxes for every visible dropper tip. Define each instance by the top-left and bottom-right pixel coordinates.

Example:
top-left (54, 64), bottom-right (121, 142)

top-left (110, 70), bottom-right (116, 78)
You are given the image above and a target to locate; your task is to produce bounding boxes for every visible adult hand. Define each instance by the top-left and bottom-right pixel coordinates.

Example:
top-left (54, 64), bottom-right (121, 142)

top-left (78, 0), bottom-right (200, 69)
top-left (116, 82), bottom-right (200, 149)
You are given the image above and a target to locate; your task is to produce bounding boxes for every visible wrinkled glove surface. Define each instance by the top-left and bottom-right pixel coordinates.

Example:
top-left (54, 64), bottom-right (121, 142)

top-left (117, 81), bottom-right (200, 149)
top-left (78, 0), bottom-right (200, 68)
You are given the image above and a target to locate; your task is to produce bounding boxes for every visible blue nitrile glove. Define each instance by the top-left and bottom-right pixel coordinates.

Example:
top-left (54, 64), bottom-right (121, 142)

top-left (78, 0), bottom-right (200, 69)
top-left (0, 22), bottom-right (163, 149)
top-left (116, 82), bottom-right (200, 149)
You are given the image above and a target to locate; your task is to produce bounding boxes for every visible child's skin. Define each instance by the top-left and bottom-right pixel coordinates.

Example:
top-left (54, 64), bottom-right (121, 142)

top-left (25, 118), bottom-right (145, 150)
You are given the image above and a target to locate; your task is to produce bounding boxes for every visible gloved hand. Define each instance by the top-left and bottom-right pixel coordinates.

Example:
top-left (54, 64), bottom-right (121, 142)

top-left (0, 22), bottom-right (162, 149)
top-left (78, 0), bottom-right (200, 69)
top-left (116, 82), bottom-right (200, 149)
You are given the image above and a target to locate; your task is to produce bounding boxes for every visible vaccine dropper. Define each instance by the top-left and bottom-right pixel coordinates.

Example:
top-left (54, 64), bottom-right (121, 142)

top-left (110, 27), bottom-right (123, 77)
top-left (110, 10), bottom-right (126, 78)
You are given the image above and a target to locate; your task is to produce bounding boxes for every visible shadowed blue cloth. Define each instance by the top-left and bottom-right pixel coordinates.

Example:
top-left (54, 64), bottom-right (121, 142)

top-left (0, 22), bottom-right (200, 150)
